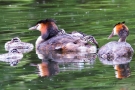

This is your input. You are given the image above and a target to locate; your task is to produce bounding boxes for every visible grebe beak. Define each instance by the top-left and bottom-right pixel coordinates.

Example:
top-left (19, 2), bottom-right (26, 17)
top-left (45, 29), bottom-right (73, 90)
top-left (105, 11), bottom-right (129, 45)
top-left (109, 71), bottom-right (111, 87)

top-left (29, 26), bottom-right (37, 30)
top-left (108, 30), bottom-right (114, 39)
top-left (29, 25), bottom-right (38, 30)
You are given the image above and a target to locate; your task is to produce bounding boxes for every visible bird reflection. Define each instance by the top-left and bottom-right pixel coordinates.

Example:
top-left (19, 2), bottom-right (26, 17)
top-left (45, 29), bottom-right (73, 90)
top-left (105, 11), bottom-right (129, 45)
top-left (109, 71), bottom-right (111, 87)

top-left (0, 49), bottom-right (23, 66)
top-left (114, 63), bottom-right (130, 79)
top-left (31, 61), bottom-right (59, 77)
top-left (32, 49), bottom-right (97, 77)
top-left (98, 54), bottom-right (132, 79)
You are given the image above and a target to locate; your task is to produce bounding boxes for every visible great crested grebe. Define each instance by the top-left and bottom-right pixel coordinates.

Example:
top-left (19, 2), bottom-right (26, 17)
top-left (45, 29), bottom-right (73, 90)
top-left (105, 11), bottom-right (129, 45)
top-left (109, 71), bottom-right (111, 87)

top-left (98, 22), bottom-right (134, 61)
top-left (29, 18), bottom-right (98, 53)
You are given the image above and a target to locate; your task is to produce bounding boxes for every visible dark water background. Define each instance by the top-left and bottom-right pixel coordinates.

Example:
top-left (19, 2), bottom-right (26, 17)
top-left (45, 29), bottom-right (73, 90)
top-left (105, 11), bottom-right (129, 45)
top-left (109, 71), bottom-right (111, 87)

top-left (0, 0), bottom-right (135, 90)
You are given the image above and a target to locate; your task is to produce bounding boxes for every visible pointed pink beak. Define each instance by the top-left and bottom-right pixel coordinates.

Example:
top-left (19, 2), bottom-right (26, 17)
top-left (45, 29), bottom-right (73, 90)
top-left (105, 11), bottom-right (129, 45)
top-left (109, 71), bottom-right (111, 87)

top-left (29, 25), bottom-right (37, 30)
top-left (108, 30), bottom-right (114, 39)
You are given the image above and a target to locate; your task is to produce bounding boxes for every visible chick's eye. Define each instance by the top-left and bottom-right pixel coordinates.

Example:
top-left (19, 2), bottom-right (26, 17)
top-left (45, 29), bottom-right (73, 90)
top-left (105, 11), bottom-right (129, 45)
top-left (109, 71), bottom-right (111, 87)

top-left (89, 37), bottom-right (94, 41)
top-left (13, 39), bottom-right (19, 42)
top-left (36, 24), bottom-right (42, 30)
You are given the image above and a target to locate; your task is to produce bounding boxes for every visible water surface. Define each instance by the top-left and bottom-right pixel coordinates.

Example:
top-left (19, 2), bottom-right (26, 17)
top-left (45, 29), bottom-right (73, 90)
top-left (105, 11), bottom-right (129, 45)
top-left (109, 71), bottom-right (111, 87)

top-left (0, 0), bottom-right (135, 90)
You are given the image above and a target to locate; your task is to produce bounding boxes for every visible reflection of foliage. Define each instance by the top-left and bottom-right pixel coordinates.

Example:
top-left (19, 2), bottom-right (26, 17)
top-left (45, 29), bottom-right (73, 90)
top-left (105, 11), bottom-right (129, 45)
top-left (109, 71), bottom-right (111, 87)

top-left (0, 1), bottom-right (18, 5)
top-left (0, 0), bottom-right (33, 6)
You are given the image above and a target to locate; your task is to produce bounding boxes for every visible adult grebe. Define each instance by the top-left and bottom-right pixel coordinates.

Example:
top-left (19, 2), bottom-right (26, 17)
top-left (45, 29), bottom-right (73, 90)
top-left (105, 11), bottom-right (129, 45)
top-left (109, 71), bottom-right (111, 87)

top-left (98, 21), bottom-right (134, 61)
top-left (29, 19), bottom-right (98, 53)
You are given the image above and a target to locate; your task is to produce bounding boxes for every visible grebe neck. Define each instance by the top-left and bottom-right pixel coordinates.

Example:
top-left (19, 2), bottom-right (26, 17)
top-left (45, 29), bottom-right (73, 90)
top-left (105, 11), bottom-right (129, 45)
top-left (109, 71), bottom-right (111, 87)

top-left (118, 37), bottom-right (126, 42)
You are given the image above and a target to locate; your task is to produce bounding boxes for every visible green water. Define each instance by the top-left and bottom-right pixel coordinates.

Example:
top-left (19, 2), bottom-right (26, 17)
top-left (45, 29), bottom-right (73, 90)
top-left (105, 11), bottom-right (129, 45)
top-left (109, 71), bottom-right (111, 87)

top-left (0, 0), bottom-right (135, 90)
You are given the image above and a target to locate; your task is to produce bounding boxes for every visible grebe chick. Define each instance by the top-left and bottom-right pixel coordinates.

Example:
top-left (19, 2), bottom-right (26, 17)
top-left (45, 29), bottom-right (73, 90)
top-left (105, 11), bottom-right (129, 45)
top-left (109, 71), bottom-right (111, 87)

top-left (5, 37), bottom-right (34, 53)
top-left (98, 21), bottom-right (134, 61)
top-left (29, 19), bottom-right (98, 53)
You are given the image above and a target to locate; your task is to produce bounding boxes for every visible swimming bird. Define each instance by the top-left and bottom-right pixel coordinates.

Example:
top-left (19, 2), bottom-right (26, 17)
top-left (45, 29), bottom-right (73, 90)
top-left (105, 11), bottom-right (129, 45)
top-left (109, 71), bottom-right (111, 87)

top-left (5, 37), bottom-right (34, 53)
top-left (98, 21), bottom-right (134, 62)
top-left (29, 18), bottom-right (98, 54)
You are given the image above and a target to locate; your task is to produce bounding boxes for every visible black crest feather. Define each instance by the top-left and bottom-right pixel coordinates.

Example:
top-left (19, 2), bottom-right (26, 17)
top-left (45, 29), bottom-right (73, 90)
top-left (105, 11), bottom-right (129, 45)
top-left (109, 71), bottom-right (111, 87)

top-left (36, 18), bottom-right (56, 24)
top-left (114, 21), bottom-right (125, 27)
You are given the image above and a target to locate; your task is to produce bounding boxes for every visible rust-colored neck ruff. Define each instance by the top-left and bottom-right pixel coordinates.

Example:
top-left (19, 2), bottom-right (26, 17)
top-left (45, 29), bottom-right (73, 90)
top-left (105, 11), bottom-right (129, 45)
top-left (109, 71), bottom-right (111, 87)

top-left (40, 23), bottom-right (48, 35)
top-left (40, 22), bottom-right (59, 40)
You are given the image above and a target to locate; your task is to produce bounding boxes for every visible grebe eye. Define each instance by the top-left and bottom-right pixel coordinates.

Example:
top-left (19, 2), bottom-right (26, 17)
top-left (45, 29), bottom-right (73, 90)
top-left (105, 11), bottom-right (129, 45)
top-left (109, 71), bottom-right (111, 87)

top-left (36, 24), bottom-right (41, 30)
top-left (88, 36), bottom-right (94, 42)
top-left (36, 24), bottom-right (40, 27)
top-left (13, 39), bottom-right (19, 42)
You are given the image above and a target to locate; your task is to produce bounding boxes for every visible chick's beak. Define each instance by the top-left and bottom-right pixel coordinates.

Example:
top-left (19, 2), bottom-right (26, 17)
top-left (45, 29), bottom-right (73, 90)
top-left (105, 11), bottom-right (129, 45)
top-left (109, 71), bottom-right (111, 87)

top-left (108, 30), bottom-right (114, 39)
top-left (29, 25), bottom-right (37, 30)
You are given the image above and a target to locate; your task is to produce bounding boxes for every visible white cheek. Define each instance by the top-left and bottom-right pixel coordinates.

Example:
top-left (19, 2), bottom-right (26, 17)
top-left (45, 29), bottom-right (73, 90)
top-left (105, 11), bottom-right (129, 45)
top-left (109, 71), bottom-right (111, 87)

top-left (113, 27), bottom-right (117, 35)
top-left (36, 36), bottom-right (44, 46)
top-left (37, 24), bottom-right (41, 31)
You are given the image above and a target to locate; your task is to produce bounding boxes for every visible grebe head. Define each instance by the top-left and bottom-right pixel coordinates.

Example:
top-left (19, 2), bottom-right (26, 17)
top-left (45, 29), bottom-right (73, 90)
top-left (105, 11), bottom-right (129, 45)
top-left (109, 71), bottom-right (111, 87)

top-left (29, 19), bottom-right (59, 40)
top-left (87, 36), bottom-right (99, 48)
top-left (108, 21), bottom-right (129, 42)
top-left (11, 37), bottom-right (21, 42)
